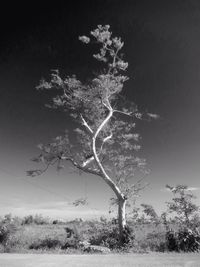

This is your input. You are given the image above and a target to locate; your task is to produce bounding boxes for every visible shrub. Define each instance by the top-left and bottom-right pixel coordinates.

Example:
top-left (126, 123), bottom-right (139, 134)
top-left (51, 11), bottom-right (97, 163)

top-left (62, 225), bottom-right (83, 249)
top-left (22, 215), bottom-right (34, 225)
top-left (89, 224), bottom-right (134, 250)
top-left (62, 239), bottom-right (80, 249)
top-left (138, 231), bottom-right (167, 252)
top-left (177, 228), bottom-right (200, 252)
top-left (33, 214), bottom-right (50, 225)
top-left (0, 221), bottom-right (17, 246)
top-left (165, 228), bottom-right (200, 252)
top-left (29, 236), bottom-right (82, 251)
top-left (29, 238), bottom-right (63, 250)
top-left (166, 229), bottom-right (178, 252)
top-left (22, 214), bottom-right (50, 225)
top-left (29, 225), bottom-right (83, 251)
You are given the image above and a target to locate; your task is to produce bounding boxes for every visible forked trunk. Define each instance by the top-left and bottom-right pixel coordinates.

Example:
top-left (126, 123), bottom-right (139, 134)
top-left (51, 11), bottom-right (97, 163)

top-left (91, 107), bottom-right (128, 244)
top-left (118, 197), bottom-right (127, 242)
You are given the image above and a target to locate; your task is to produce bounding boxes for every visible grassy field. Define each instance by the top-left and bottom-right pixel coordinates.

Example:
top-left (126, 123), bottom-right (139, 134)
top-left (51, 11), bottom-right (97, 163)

top-left (0, 253), bottom-right (200, 267)
top-left (1, 217), bottom-right (200, 256)
top-left (5, 221), bottom-right (166, 252)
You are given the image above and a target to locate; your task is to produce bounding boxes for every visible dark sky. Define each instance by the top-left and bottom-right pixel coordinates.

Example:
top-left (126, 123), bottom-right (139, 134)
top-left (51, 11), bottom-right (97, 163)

top-left (0, 0), bottom-right (200, 219)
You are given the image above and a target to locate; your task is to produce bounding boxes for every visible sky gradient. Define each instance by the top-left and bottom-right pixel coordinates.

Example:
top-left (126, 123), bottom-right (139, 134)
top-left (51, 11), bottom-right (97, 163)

top-left (0, 0), bottom-right (200, 219)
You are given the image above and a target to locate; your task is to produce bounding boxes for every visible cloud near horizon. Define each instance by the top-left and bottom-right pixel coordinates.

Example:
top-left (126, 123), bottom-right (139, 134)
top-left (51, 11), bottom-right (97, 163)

top-left (0, 199), bottom-right (109, 219)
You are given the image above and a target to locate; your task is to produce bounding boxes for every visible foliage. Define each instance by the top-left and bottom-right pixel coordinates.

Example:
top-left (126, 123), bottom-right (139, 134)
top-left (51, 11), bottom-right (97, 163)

top-left (166, 228), bottom-right (200, 252)
top-left (89, 223), bottom-right (134, 250)
top-left (140, 204), bottom-right (159, 224)
top-left (165, 229), bottom-right (178, 251)
top-left (139, 231), bottom-right (167, 252)
top-left (0, 212), bottom-right (200, 253)
top-left (166, 184), bottom-right (199, 228)
top-left (29, 225), bottom-right (82, 251)
top-left (29, 237), bottom-right (63, 250)
top-left (22, 215), bottom-right (34, 225)
top-left (132, 221), bottom-right (167, 252)
top-left (22, 214), bottom-right (50, 225)
top-left (0, 223), bottom-right (16, 246)
top-left (0, 217), bottom-right (18, 251)
top-left (27, 25), bottom-right (157, 235)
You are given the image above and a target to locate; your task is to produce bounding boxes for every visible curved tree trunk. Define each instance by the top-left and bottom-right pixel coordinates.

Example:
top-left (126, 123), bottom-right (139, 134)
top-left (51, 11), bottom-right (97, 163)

top-left (92, 105), bottom-right (128, 243)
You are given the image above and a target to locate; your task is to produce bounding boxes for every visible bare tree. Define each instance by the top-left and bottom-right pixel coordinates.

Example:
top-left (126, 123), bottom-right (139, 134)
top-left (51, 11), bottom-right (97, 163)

top-left (28, 25), bottom-right (156, 242)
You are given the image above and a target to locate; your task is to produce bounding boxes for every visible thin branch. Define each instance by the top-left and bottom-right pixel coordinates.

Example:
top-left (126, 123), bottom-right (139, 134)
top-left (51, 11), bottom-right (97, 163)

top-left (113, 109), bottom-right (133, 116)
top-left (82, 156), bottom-right (94, 167)
top-left (131, 172), bottom-right (149, 189)
top-left (103, 133), bottom-right (113, 143)
top-left (97, 132), bottom-right (113, 158)
top-left (106, 44), bottom-right (121, 75)
top-left (80, 114), bottom-right (93, 135)
top-left (27, 158), bottom-right (58, 177)
top-left (61, 156), bottom-right (101, 177)
top-left (102, 99), bottom-right (111, 110)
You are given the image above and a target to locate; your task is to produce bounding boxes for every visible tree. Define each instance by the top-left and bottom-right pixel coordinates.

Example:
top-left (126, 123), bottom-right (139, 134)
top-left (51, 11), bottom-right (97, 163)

top-left (141, 203), bottom-right (159, 224)
top-left (28, 25), bottom-right (156, 243)
top-left (166, 184), bottom-right (199, 228)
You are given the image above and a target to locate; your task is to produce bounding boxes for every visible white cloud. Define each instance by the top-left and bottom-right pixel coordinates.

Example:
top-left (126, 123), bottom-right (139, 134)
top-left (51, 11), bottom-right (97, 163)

top-left (0, 199), bottom-right (108, 220)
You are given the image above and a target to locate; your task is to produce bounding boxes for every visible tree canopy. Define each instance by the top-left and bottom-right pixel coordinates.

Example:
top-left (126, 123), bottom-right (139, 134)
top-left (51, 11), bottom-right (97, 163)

top-left (28, 25), bottom-right (157, 216)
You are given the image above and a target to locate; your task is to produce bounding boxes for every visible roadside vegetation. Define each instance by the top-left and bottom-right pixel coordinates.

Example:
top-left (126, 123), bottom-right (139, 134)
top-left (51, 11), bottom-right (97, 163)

top-left (1, 184), bottom-right (200, 254)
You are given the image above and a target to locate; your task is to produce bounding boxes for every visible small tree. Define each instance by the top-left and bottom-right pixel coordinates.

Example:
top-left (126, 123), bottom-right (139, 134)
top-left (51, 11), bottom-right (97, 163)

top-left (141, 203), bottom-right (159, 224)
top-left (166, 184), bottom-right (199, 228)
top-left (28, 25), bottom-right (156, 243)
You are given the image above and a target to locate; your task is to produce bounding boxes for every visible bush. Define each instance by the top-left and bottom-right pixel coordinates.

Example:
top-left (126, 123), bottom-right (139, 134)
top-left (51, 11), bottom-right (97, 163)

top-left (29, 225), bottom-right (83, 251)
top-left (138, 231), bottom-right (167, 252)
top-left (166, 230), bottom-right (178, 252)
top-left (22, 214), bottom-right (49, 225)
top-left (166, 228), bottom-right (200, 252)
top-left (29, 236), bottom-right (82, 251)
top-left (29, 238), bottom-right (63, 250)
top-left (61, 239), bottom-right (80, 249)
top-left (0, 222), bottom-right (17, 246)
top-left (89, 224), bottom-right (134, 250)
top-left (62, 226), bottom-right (83, 249)
top-left (22, 215), bottom-right (34, 225)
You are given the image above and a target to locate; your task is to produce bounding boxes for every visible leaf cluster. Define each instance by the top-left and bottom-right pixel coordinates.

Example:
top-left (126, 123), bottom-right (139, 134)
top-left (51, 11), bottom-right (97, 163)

top-left (29, 25), bottom-right (151, 201)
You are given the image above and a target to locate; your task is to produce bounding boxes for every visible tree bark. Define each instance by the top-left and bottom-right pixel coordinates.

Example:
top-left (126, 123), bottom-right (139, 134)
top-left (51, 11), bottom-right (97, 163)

top-left (91, 102), bottom-right (128, 244)
top-left (118, 197), bottom-right (127, 241)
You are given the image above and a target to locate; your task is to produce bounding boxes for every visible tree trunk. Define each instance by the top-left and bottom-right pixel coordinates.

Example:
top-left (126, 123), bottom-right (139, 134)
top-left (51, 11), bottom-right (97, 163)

top-left (118, 197), bottom-right (127, 242)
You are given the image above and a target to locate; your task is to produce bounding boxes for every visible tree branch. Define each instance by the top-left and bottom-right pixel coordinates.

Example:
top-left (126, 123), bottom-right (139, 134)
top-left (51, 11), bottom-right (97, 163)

top-left (113, 109), bottom-right (133, 116)
top-left (61, 156), bottom-right (101, 176)
top-left (27, 159), bottom-right (59, 177)
top-left (80, 114), bottom-right (93, 135)
top-left (92, 102), bottom-right (124, 200)
top-left (99, 132), bottom-right (113, 152)
top-left (82, 131), bottom-right (112, 168)
top-left (82, 156), bottom-right (94, 167)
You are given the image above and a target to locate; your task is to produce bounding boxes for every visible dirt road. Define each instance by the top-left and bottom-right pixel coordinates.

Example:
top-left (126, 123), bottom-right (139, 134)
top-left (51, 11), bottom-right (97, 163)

top-left (0, 253), bottom-right (200, 267)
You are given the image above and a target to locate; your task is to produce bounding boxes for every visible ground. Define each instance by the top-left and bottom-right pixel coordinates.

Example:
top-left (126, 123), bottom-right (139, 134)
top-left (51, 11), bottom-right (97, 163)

top-left (0, 253), bottom-right (200, 267)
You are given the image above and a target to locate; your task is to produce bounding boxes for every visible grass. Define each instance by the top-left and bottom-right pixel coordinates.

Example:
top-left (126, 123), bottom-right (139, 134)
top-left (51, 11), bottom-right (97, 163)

top-left (0, 253), bottom-right (200, 267)
top-left (2, 219), bottom-right (200, 254)
top-left (6, 223), bottom-right (78, 252)
top-left (8, 221), bottom-right (165, 252)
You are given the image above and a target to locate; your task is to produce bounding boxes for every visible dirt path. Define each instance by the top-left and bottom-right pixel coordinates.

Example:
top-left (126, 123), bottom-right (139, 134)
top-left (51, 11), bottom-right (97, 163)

top-left (0, 253), bottom-right (200, 267)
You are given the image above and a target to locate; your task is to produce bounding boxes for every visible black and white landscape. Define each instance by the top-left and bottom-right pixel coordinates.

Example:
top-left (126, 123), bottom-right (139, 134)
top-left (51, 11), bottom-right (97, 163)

top-left (0, 1), bottom-right (200, 266)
